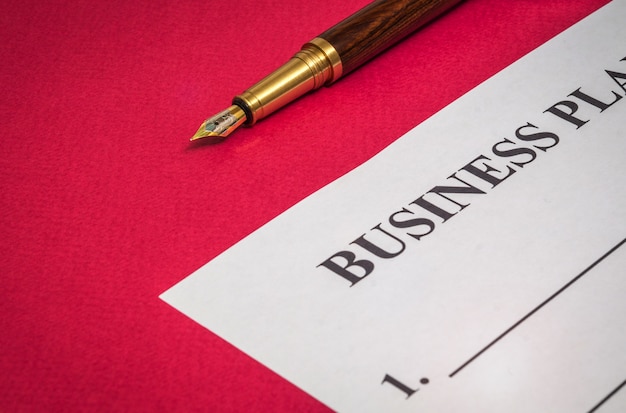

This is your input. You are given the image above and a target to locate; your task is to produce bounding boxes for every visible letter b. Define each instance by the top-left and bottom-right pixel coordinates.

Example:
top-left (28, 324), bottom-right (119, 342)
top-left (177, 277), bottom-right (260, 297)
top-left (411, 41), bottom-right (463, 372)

top-left (317, 251), bottom-right (374, 286)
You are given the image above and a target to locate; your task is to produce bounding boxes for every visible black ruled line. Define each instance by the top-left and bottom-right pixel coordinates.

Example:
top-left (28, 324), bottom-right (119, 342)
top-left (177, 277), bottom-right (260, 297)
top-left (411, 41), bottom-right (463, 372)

top-left (587, 379), bottom-right (626, 413)
top-left (449, 237), bottom-right (626, 378)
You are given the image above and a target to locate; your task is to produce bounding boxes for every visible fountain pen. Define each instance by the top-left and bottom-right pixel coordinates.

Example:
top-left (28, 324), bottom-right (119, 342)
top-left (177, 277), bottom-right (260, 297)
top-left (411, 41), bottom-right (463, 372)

top-left (191, 0), bottom-right (463, 141)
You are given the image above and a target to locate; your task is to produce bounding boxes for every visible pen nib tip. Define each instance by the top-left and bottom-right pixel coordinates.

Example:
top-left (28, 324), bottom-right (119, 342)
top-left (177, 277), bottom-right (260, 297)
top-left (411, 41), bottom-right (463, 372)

top-left (189, 105), bottom-right (247, 141)
top-left (190, 125), bottom-right (211, 142)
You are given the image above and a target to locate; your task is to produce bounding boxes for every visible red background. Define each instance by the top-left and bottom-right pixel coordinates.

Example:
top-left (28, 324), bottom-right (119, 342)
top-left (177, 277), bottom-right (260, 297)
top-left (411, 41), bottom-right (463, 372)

top-left (1, 0), bottom-right (610, 411)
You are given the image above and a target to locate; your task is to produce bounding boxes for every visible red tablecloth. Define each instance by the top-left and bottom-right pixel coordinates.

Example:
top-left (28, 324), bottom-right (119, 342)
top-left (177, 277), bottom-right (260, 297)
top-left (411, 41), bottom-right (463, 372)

top-left (1, 0), bottom-right (610, 411)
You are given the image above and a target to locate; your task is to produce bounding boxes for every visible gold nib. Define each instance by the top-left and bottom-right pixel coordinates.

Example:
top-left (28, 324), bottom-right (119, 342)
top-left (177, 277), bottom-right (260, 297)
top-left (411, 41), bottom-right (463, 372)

top-left (190, 105), bottom-right (247, 141)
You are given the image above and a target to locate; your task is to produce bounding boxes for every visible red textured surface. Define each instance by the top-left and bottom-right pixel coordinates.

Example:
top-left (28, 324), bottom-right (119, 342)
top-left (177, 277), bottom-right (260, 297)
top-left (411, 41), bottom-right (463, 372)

top-left (0, 0), bottom-right (610, 411)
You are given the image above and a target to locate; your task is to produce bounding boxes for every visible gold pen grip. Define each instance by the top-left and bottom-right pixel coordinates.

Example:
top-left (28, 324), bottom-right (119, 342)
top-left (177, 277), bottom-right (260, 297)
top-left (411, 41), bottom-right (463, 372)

top-left (233, 38), bottom-right (342, 125)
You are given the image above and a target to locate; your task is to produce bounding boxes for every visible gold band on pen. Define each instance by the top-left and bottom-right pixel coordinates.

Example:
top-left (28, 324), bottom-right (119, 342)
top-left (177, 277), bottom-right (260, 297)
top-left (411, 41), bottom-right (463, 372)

top-left (234, 37), bottom-right (343, 125)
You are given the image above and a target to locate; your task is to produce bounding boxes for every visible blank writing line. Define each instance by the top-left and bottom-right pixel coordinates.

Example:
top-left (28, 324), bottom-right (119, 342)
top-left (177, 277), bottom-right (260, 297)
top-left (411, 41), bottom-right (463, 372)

top-left (449, 237), bottom-right (625, 378)
top-left (587, 379), bottom-right (626, 413)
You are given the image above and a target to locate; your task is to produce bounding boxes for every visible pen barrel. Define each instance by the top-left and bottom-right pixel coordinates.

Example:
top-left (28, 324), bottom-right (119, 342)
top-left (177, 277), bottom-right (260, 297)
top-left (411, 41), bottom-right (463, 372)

top-left (319, 0), bottom-right (463, 75)
top-left (234, 0), bottom-right (462, 126)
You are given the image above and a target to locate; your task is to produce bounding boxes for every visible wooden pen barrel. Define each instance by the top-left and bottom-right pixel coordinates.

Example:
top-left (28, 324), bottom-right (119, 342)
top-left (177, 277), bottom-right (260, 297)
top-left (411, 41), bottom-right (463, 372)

top-left (319, 0), bottom-right (463, 75)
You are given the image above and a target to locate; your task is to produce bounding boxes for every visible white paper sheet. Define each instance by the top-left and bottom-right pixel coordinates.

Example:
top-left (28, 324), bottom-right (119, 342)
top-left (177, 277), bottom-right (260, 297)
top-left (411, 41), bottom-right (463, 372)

top-left (161, 2), bottom-right (626, 411)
